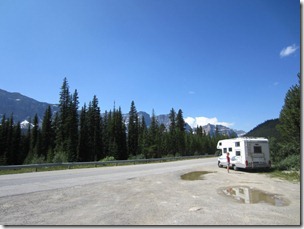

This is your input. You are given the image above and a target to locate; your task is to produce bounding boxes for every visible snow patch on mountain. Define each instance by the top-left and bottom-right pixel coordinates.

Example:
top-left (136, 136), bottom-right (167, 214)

top-left (20, 120), bottom-right (34, 129)
top-left (185, 116), bottom-right (234, 129)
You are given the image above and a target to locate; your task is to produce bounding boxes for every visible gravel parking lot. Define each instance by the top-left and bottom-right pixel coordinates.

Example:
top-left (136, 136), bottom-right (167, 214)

top-left (0, 158), bottom-right (300, 225)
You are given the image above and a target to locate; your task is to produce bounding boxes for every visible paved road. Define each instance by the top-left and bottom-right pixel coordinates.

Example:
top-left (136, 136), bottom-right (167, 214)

top-left (0, 158), bottom-right (300, 225)
top-left (0, 158), bottom-right (214, 197)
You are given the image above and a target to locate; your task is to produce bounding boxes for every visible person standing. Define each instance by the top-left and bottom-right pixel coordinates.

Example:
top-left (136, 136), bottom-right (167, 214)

top-left (226, 152), bottom-right (230, 173)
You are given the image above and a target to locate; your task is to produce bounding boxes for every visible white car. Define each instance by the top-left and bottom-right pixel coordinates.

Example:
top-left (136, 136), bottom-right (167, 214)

top-left (218, 155), bottom-right (239, 169)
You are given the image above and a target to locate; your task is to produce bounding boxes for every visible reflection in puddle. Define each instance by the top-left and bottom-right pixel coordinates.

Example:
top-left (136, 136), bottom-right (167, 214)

top-left (181, 171), bottom-right (215, 181)
top-left (219, 186), bottom-right (289, 206)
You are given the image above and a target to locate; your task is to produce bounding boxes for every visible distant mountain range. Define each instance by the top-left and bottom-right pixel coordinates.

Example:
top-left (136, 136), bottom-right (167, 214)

top-left (0, 89), bottom-right (59, 123)
top-left (0, 88), bottom-right (245, 136)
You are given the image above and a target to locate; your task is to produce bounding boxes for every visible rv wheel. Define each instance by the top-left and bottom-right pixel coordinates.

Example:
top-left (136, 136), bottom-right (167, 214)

top-left (233, 165), bottom-right (238, 171)
top-left (218, 161), bottom-right (223, 168)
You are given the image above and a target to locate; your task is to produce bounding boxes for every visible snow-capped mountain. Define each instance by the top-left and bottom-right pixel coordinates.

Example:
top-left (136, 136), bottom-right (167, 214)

top-left (123, 112), bottom-right (244, 136)
top-left (201, 123), bottom-right (237, 136)
top-left (20, 120), bottom-right (34, 129)
top-left (123, 111), bottom-right (192, 132)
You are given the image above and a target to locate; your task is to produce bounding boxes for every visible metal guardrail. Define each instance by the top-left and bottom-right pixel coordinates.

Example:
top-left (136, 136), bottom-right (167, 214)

top-left (0, 155), bottom-right (211, 172)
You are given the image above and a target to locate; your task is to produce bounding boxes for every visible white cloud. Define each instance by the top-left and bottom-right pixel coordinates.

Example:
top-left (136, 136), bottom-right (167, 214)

top-left (188, 91), bottom-right (195, 95)
top-left (280, 44), bottom-right (298, 57)
top-left (185, 116), bottom-right (234, 128)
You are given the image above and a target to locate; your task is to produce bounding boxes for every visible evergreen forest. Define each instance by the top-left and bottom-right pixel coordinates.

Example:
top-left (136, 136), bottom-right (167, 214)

top-left (0, 78), bottom-right (229, 165)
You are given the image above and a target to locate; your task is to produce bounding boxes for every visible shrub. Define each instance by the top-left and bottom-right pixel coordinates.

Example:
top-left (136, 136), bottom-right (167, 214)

top-left (275, 154), bottom-right (300, 171)
top-left (100, 156), bottom-right (115, 162)
top-left (30, 154), bottom-right (46, 164)
top-left (128, 154), bottom-right (145, 160)
top-left (52, 151), bottom-right (68, 163)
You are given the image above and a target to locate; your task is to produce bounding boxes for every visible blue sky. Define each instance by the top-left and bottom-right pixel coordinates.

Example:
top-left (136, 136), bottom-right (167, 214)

top-left (0, 0), bottom-right (300, 131)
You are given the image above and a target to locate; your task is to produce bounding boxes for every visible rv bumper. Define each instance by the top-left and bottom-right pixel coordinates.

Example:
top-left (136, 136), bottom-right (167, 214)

top-left (248, 162), bottom-right (270, 169)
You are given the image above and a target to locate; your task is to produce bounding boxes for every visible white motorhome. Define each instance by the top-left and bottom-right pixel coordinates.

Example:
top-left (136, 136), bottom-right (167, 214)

top-left (217, 137), bottom-right (271, 171)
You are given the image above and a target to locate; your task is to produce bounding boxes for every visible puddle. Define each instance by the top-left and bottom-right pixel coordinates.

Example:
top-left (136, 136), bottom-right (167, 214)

top-left (181, 171), bottom-right (215, 181)
top-left (218, 186), bottom-right (289, 206)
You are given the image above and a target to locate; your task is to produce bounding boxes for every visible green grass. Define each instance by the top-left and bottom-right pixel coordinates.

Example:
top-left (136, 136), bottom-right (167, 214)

top-left (267, 169), bottom-right (300, 183)
top-left (0, 164), bottom-right (105, 175)
top-left (0, 168), bottom-right (37, 175)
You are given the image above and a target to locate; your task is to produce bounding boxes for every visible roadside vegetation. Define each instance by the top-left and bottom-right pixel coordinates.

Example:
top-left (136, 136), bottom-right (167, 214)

top-left (247, 74), bottom-right (301, 181)
top-left (267, 169), bottom-right (300, 183)
top-left (270, 74), bottom-right (300, 178)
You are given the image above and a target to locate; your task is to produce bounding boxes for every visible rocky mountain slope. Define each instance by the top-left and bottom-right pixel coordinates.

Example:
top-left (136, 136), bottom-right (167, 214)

top-left (0, 89), bottom-right (59, 123)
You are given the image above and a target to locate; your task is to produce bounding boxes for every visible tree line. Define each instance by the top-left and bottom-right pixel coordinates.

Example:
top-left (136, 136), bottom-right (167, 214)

top-left (244, 73), bottom-right (300, 170)
top-left (0, 78), bottom-right (228, 165)
top-left (269, 73), bottom-right (301, 170)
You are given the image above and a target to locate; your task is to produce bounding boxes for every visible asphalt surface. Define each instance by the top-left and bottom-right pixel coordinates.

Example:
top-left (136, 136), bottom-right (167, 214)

top-left (0, 158), bottom-right (301, 225)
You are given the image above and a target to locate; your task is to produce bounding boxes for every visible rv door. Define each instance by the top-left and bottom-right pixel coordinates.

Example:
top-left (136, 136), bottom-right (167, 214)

top-left (251, 143), bottom-right (268, 168)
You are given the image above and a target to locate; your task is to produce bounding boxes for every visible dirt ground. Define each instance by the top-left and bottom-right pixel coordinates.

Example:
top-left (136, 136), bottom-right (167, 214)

top-left (0, 162), bottom-right (301, 225)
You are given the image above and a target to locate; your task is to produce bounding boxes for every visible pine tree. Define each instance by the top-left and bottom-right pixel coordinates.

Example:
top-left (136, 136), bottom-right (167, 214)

top-left (114, 107), bottom-right (127, 160)
top-left (54, 79), bottom-right (79, 162)
top-left (12, 121), bottom-right (22, 164)
top-left (21, 118), bottom-right (31, 164)
top-left (138, 115), bottom-right (148, 157)
top-left (147, 110), bottom-right (159, 158)
top-left (102, 110), bottom-right (111, 158)
top-left (41, 106), bottom-right (54, 161)
top-left (168, 108), bottom-right (178, 155)
top-left (66, 89), bottom-right (79, 162)
top-left (25, 114), bottom-right (42, 164)
top-left (276, 73), bottom-right (300, 163)
top-left (107, 106), bottom-right (128, 160)
top-left (127, 101), bottom-right (139, 157)
top-left (87, 96), bottom-right (103, 161)
top-left (176, 109), bottom-right (186, 155)
top-left (55, 78), bottom-right (71, 158)
top-left (78, 104), bottom-right (90, 161)
top-left (0, 115), bottom-right (8, 165)
top-left (176, 109), bottom-right (185, 132)
top-left (6, 114), bottom-right (14, 164)
top-left (158, 123), bottom-right (168, 157)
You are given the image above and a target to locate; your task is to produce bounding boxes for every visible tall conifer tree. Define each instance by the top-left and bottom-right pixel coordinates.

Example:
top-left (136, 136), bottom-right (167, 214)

top-left (277, 73), bottom-right (300, 162)
top-left (87, 96), bottom-right (103, 161)
top-left (128, 101), bottom-right (139, 156)
top-left (138, 115), bottom-right (148, 157)
top-left (66, 90), bottom-right (79, 162)
top-left (176, 109), bottom-right (186, 155)
top-left (41, 106), bottom-right (54, 161)
top-left (78, 104), bottom-right (89, 161)
top-left (147, 109), bottom-right (159, 158)
top-left (168, 108), bottom-right (177, 155)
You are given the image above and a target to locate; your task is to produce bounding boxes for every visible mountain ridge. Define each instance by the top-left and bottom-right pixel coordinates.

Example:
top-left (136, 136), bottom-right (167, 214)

top-left (0, 88), bottom-right (59, 123)
top-left (0, 88), bottom-right (245, 136)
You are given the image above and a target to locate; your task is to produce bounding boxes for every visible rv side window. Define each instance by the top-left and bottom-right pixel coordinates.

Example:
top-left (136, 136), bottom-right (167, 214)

top-left (236, 151), bottom-right (241, 156)
top-left (219, 142), bottom-right (222, 146)
top-left (228, 148), bottom-right (232, 152)
top-left (254, 146), bottom-right (262, 153)
top-left (223, 148), bottom-right (227, 153)
top-left (235, 142), bottom-right (240, 147)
